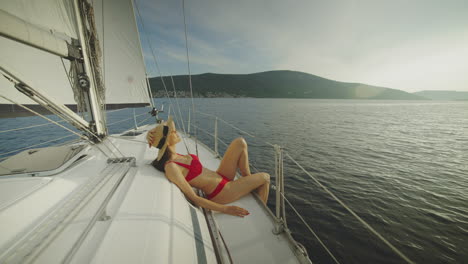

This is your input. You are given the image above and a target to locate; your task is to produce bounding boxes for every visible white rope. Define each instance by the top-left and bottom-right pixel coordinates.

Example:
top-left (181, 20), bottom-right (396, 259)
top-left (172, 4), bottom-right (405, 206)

top-left (0, 134), bottom-right (77, 158)
top-left (284, 152), bottom-right (415, 264)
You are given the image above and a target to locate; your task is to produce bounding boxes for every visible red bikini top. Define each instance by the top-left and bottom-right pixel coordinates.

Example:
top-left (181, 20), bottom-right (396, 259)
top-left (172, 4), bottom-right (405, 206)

top-left (166, 153), bottom-right (203, 181)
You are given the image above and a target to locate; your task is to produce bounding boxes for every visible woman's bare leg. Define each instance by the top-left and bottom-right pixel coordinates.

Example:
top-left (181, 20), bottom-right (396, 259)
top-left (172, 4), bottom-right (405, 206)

top-left (256, 180), bottom-right (270, 204)
top-left (211, 173), bottom-right (270, 204)
top-left (217, 137), bottom-right (251, 180)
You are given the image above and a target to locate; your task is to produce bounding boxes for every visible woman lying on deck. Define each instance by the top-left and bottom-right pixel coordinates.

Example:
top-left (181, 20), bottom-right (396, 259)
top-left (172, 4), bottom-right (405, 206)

top-left (147, 116), bottom-right (270, 217)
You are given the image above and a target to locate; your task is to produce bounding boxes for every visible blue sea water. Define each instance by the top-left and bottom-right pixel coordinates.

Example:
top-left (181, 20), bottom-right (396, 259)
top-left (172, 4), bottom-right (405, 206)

top-left (1, 98), bottom-right (467, 264)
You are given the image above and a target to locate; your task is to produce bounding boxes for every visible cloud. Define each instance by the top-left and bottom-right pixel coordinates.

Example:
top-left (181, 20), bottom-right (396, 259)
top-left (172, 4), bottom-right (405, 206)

top-left (138, 0), bottom-right (468, 91)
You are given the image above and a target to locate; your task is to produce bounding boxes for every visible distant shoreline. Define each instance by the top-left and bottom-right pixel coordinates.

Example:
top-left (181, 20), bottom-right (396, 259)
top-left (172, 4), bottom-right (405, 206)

top-left (151, 96), bottom-right (468, 101)
top-left (149, 71), bottom-right (468, 101)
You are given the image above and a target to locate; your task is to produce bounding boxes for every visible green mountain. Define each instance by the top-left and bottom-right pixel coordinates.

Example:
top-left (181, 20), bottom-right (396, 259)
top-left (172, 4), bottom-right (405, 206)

top-left (413, 90), bottom-right (468, 101)
top-left (149, 70), bottom-right (425, 100)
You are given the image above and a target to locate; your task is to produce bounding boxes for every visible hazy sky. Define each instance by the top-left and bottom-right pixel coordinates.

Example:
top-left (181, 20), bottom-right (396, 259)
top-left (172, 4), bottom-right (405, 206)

top-left (136, 0), bottom-right (468, 92)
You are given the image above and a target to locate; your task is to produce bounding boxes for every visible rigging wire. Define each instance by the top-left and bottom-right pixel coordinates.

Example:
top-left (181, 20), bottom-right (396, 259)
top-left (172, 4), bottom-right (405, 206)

top-left (137, 116), bottom-right (153, 126)
top-left (0, 97), bottom-right (86, 140)
top-left (250, 158), bottom-right (336, 263)
top-left (60, 58), bottom-right (80, 114)
top-left (132, 0), bottom-right (176, 109)
top-left (106, 108), bottom-right (129, 114)
top-left (279, 188), bottom-right (341, 264)
top-left (55, 1), bottom-right (125, 158)
top-left (196, 110), bottom-right (276, 148)
top-left (133, 0), bottom-right (190, 154)
top-left (0, 120), bottom-right (67, 134)
top-left (168, 75), bottom-right (188, 135)
top-left (109, 110), bottom-right (154, 130)
top-left (107, 117), bottom-right (135, 127)
top-left (0, 134), bottom-right (77, 158)
top-left (182, 0), bottom-right (198, 156)
top-left (191, 111), bottom-right (413, 264)
top-left (101, 0), bottom-right (106, 113)
top-left (145, 73), bottom-right (155, 108)
top-left (47, 2), bottom-right (124, 157)
top-left (284, 152), bottom-right (415, 264)
top-left (0, 95), bottom-right (116, 159)
top-left (86, 0), bottom-right (133, 158)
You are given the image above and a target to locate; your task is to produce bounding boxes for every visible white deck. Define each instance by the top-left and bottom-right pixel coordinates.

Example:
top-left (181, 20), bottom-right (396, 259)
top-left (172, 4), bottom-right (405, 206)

top-left (0, 125), bottom-right (309, 264)
top-left (177, 136), bottom-right (306, 264)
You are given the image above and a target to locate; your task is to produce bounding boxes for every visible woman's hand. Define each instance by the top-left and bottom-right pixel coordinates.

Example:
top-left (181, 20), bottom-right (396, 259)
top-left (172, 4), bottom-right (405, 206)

top-left (146, 128), bottom-right (156, 147)
top-left (223, 205), bottom-right (250, 217)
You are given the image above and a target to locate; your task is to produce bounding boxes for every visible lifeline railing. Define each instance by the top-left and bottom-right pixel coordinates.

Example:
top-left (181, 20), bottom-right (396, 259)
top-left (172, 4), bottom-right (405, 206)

top-left (0, 108), bottom-right (155, 161)
top-left (189, 110), bottom-right (416, 264)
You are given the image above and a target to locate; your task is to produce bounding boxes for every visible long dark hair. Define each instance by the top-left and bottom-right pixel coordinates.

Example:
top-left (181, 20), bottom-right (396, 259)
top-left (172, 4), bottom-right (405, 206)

top-left (152, 148), bottom-right (172, 172)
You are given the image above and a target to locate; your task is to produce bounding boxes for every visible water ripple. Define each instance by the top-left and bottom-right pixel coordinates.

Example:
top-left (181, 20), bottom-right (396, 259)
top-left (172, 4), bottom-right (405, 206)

top-left (2, 99), bottom-right (467, 264)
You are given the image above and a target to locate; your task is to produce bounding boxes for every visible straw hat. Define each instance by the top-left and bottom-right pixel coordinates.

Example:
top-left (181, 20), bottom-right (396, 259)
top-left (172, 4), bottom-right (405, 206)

top-left (148, 116), bottom-right (174, 161)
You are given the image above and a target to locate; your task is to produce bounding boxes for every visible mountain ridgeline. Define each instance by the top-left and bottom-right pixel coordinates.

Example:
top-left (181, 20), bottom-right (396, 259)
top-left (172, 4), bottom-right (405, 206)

top-left (149, 70), bottom-right (425, 100)
top-left (413, 90), bottom-right (468, 101)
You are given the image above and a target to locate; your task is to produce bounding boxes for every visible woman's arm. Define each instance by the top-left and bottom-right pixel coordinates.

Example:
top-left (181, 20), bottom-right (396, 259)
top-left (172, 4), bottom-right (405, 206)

top-left (165, 163), bottom-right (249, 217)
top-left (146, 128), bottom-right (156, 147)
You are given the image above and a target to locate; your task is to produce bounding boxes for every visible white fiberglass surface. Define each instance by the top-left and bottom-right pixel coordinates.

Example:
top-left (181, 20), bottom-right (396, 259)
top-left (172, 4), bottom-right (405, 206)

top-left (89, 132), bottom-right (216, 263)
top-left (0, 177), bottom-right (51, 211)
top-left (0, 126), bottom-right (303, 263)
top-left (0, 147), bottom-right (109, 256)
top-left (214, 196), bottom-right (300, 264)
top-left (180, 138), bottom-right (301, 264)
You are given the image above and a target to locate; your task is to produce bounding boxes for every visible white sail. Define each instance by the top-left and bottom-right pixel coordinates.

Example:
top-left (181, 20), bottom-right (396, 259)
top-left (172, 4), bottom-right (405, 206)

top-left (1, 0), bottom-right (78, 39)
top-left (0, 37), bottom-right (79, 117)
top-left (0, 0), bottom-right (79, 116)
top-left (93, 0), bottom-right (151, 108)
top-left (0, 0), bottom-right (151, 117)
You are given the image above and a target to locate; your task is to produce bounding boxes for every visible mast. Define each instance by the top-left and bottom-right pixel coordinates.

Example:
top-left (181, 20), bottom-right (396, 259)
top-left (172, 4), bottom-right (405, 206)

top-left (0, 1), bottom-right (106, 139)
top-left (0, 7), bottom-right (91, 131)
top-left (73, 0), bottom-right (107, 138)
top-left (1, 0), bottom-right (151, 134)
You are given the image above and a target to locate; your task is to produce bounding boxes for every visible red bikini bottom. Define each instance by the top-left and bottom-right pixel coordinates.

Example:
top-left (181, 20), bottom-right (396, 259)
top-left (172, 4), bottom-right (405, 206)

top-left (206, 173), bottom-right (231, 200)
